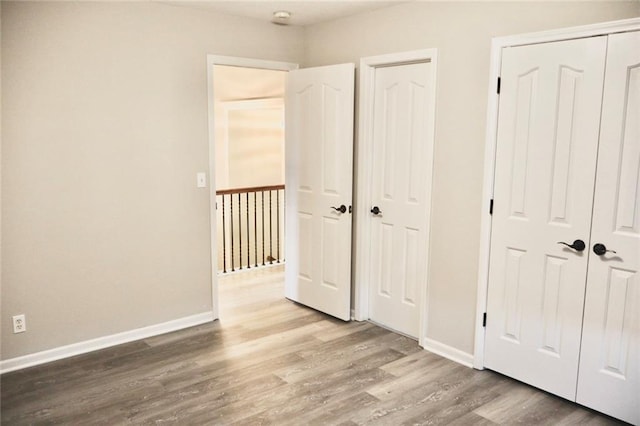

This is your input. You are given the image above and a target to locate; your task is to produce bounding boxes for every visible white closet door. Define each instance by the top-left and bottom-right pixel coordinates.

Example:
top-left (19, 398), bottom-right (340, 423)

top-left (285, 63), bottom-right (355, 321)
top-left (576, 31), bottom-right (640, 425)
top-left (484, 36), bottom-right (607, 399)
top-left (368, 62), bottom-right (433, 338)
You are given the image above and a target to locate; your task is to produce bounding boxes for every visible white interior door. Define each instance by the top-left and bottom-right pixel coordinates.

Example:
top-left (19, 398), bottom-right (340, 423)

top-left (368, 62), bottom-right (433, 338)
top-left (284, 63), bottom-right (355, 321)
top-left (484, 36), bottom-right (607, 399)
top-left (576, 31), bottom-right (640, 425)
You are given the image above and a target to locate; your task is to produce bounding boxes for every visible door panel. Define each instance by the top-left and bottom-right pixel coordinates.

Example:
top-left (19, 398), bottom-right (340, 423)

top-left (484, 36), bottom-right (607, 399)
top-left (369, 62), bottom-right (433, 338)
top-left (285, 64), bottom-right (354, 321)
top-left (576, 31), bottom-right (640, 425)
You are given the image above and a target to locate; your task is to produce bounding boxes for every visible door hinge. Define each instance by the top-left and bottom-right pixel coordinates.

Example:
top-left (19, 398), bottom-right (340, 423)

top-left (483, 312), bottom-right (487, 327)
top-left (497, 77), bottom-right (501, 94)
top-left (489, 199), bottom-right (494, 215)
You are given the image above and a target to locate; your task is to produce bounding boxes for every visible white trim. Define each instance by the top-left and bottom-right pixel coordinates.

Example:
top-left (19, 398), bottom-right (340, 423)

top-left (206, 56), bottom-right (219, 320)
top-left (207, 55), bottom-right (298, 72)
top-left (494, 17), bottom-right (640, 48)
top-left (423, 338), bottom-right (474, 369)
top-left (474, 18), bottom-right (640, 370)
top-left (354, 49), bottom-right (438, 349)
top-left (206, 55), bottom-right (298, 321)
top-left (0, 312), bottom-right (214, 374)
top-left (473, 36), bottom-right (503, 371)
top-left (222, 98), bottom-right (284, 110)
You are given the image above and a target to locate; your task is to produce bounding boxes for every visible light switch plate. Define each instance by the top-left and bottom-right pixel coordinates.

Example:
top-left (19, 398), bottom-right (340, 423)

top-left (197, 172), bottom-right (207, 188)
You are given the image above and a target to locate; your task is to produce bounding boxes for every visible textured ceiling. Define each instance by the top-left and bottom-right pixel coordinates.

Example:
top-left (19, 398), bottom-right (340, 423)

top-left (158, 1), bottom-right (408, 26)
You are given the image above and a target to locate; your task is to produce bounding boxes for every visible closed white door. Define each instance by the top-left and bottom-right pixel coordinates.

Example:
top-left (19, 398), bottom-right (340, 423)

top-left (484, 36), bottom-right (607, 399)
top-left (368, 62), bottom-right (433, 338)
top-left (576, 31), bottom-right (640, 425)
top-left (284, 64), bottom-right (355, 321)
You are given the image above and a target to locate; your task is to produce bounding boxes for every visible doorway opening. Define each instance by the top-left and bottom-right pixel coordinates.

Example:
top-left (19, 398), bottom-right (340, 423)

top-left (206, 56), bottom-right (298, 319)
top-left (208, 56), bottom-right (355, 324)
top-left (213, 65), bottom-right (287, 273)
top-left (354, 49), bottom-right (438, 350)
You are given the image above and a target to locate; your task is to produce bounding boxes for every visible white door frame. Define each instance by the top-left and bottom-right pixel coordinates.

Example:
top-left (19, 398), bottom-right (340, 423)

top-left (206, 55), bottom-right (298, 319)
top-left (473, 17), bottom-right (640, 369)
top-left (354, 49), bottom-right (438, 348)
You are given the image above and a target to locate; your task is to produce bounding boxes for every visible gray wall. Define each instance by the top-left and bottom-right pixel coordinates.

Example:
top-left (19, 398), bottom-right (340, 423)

top-left (1, 1), bottom-right (303, 360)
top-left (303, 1), bottom-right (640, 355)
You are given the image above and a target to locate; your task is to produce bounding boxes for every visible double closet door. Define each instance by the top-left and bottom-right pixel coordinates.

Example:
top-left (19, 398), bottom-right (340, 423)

top-left (485, 31), bottom-right (639, 424)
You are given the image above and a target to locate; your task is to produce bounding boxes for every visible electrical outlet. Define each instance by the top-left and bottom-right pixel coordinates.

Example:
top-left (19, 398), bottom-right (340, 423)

top-left (13, 314), bottom-right (26, 333)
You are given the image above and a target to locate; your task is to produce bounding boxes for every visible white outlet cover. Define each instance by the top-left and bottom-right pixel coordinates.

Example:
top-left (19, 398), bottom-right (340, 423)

top-left (13, 314), bottom-right (26, 333)
top-left (197, 172), bottom-right (207, 188)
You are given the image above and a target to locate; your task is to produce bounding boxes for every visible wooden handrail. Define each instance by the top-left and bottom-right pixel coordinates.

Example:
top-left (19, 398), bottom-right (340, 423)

top-left (216, 184), bottom-right (284, 196)
top-left (216, 184), bottom-right (285, 273)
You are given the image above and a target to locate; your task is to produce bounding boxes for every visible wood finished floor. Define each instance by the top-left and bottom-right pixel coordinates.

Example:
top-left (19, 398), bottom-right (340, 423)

top-left (0, 265), bottom-right (625, 425)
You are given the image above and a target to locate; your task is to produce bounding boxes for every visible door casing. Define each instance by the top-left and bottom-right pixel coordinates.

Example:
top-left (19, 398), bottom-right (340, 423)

top-left (474, 17), bottom-right (640, 369)
top-left (206, 55), bottom-right (298, 319)
top-left (354, 49), bottom-right (438, 349)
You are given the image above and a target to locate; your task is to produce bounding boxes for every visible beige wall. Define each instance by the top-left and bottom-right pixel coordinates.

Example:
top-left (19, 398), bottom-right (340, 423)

top-left (303, 2), bottom-right (640, 355)
top-left (1, 1), bottom-right (303, 360)
top-left (213, 65), bottom-right (286, 189)
top-left (227, 107), bottom-right (285, 188)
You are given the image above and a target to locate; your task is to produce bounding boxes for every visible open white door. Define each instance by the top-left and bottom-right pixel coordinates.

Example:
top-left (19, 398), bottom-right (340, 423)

top-left (285, 64), bottom-right (355, 321)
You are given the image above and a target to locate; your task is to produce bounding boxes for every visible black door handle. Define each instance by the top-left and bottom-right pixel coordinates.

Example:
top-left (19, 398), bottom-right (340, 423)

top-left (593, 243), bottom-right (616, 256)
top-left (557, 239), bottom-right (586, 252)
top-left (371, 206), bottom-right (382, 215)
top-left (331, 205), bottom-right (347, 214)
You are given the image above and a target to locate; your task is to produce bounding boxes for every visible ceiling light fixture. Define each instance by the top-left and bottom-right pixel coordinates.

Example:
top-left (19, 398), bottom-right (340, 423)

top-left (272, 10), bottom-right (292, 25)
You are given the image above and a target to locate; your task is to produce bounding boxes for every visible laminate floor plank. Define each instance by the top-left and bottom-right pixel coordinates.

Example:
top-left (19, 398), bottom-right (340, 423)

top-left (447, 411), bottom-right (499, 425)
top-left (315, 320), bottom-right (376, 343)
top-left (188, 323), bottom-right (331, 370)
top-left (401, 375), bottom-right (510, 425)
top-left (0, 265), bottom-right (624, 425)
top-left (345, 363), bottom-right (483, 424)
top-left (235, 350), bottom-right (403, 425)
top-left (275, 333), bottom-right (418, 385)
top-left (0, 339), bottom-right (152, 399)
top-left (379, 349), bottom-right (448, 377)
top-left (159, 352), bottom-right (305, 393)
top-left (472, 383), bottom-right (546, 423)
top-left (129, 373), bottom-right (288, 424)
top-left (296, 392), bottom-right (381, 426)
top-left (143, 321), bottom-right (247, 348)
top-left (366, 357), bottom-right (465, 401)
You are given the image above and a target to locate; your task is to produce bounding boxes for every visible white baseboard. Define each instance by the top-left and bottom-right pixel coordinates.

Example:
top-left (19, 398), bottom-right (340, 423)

top-left (422, 337), bottom-right (474, 368)
top-left (0, 311), bottom-right (215, 375)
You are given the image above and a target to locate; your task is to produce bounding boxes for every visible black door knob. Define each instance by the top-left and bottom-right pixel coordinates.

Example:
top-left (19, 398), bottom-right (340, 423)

top-left (331, 205), bottom-right (347, 214)
top-left (370, 206), bottom-right (382, 215)
top-left (593, 243), bottom-right (616, 256)
top-left (557, 239), bottom-right (586, 252)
